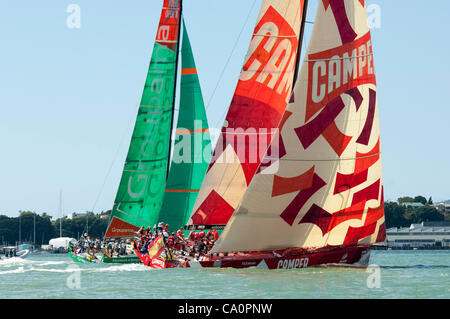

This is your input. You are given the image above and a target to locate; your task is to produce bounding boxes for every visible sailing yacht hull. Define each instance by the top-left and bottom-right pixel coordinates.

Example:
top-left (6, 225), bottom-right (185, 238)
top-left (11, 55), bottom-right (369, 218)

top-left (186, 246), bottom-right (371, 270)
top-left (101, 255), bottom-right (140, 264)
top-left (68, 250), bottom-right (100, 264)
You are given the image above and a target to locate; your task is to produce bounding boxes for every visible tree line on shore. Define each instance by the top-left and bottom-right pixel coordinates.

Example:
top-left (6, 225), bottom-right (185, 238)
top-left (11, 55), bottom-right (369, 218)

top-left (0, 195), bottom-right (448, 246)
top-left (384, 196), bottom-right (448, 228)
top-left (0, 211), bottom-right (110, 246)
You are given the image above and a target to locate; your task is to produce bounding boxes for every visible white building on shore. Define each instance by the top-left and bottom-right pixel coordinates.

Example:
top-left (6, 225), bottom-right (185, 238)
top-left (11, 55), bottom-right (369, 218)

top-left (386, 222), bottom-right (450, 249)
top-left (67, 212), bottom-right (88, 220)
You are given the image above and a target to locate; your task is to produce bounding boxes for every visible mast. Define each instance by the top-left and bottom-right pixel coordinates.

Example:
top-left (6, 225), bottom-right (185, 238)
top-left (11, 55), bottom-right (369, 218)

top-left (59, 189), bottom-right (62, 237)
top-left (33, 212), bottom-right (36, 245)
top-left (292, 0), bottom-right (309, 85)
top-left (18, 214), bottom-right (21, 245)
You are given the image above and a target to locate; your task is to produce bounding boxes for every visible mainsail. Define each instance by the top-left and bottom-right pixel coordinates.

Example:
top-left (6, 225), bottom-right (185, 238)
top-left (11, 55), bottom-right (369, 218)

top-left (105, 0), bottom-right (182, 238)
top-left (158, 20), bottom-right (212, 231)
top-left (213, 0), bottom-right (385, 253)
top-left (186, 0), bottom-right (308, 229)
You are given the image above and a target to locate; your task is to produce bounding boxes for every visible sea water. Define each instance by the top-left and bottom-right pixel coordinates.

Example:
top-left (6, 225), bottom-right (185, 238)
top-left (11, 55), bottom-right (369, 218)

top-left (0, 250), bottom-right (448, 299)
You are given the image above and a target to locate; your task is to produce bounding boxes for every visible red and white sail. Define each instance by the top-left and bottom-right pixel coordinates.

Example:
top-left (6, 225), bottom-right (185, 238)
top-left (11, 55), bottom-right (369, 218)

top-left (213, 0), bottom-right (385, 253)
top-left (186, 0), bottom-right (307, 229)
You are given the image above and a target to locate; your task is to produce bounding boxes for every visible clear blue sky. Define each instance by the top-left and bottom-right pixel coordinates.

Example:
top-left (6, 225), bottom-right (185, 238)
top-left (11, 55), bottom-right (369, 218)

top-left (0, 0), bottom-right (449, 218)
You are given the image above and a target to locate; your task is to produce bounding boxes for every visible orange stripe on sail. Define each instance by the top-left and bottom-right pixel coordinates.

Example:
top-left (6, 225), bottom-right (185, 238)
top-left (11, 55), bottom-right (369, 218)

top-left (165, 189), bottom-right (200, 192)
top-left (175, 128), bottom-right (209, 134)
top-left (181, 68), bottom-right (197, 75)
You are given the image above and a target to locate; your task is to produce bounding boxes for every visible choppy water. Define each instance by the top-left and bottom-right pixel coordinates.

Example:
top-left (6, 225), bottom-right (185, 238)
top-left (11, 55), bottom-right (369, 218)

top-left (0, 250), bottom-right (448, 299)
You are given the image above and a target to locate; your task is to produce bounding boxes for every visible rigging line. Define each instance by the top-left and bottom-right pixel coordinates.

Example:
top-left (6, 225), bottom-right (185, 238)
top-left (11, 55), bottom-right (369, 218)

top-left (205, 0), bottom-right (259, 114)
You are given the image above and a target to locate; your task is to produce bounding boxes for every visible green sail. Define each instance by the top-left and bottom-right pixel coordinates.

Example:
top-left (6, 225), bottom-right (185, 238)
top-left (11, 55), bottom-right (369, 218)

top-left (158, 20), bottom-right (212, 232)
top-left (105, 2), bottom-right (181, 238)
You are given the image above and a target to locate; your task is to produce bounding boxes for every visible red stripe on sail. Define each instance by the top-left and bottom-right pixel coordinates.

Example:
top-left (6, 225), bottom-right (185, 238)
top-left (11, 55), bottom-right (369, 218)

top-left (344, 87), bottom-right (363, 111)
top-left (190, 190), bottom-right (235, 225)
top-left (356, 89), bottom-right (377, 145)
top-left (334, 169), bottom-right (368, 195)
top-left (299, 180), bottom-right (381, 235)
top-left (376, 222), bottom-right (386, 243)
top-left (322, 120), bottom-right (352, 156)
top-left (343, 221), bottom-right (377, 245)
top-left (351, 179), bottom-right (380, 206)
top-left (355, 137), bottom-right (380, 174)
top-left (104, 217), bottom-right (140, 238)
top-left (324, 0), bottom-right (358, 45)
top-left (299, 201), bottom-right (365, 236)
top-left (272, 166), bottom-right (315, 197)
top-left (363, 186), bottom-right (384, 226)
top-left (175, 128), bottom-right (209, 134)
top-left (181, 68), bottom-right (197, 75)
top-left (280, 173), bottom-right (327, 226)
top-left (295, 96), bottom-right (346, 150)
top-left (299, 204), bottom-right (333, 235)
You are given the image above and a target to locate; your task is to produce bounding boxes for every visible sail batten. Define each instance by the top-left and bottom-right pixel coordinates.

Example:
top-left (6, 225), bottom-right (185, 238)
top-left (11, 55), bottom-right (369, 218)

top-left (213, 0), bottom-right (385, 253)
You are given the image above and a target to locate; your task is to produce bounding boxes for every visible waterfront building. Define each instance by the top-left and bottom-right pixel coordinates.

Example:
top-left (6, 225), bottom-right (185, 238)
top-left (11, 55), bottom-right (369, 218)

top-left (67, 212), bottom-right (88, 220)
top-left (386, 222), bottom-right (450, 249)
top-left (432, 203), bottom-right (450, 213)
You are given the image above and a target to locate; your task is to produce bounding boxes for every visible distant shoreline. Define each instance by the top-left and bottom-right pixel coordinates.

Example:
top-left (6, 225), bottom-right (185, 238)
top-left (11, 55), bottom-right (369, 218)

top-left (372, 246), bottom-right (450, 250)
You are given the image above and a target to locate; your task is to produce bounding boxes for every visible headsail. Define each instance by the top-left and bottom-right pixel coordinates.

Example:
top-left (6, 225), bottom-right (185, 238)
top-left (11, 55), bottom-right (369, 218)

top-left (158, 19), bottom-right (212, 231)
top-left (213, 0), bottom-right (385, 253)
top-left (105, 0), bottom-right (182, 238)
top-left (186, 0), bottom-right (307, 230)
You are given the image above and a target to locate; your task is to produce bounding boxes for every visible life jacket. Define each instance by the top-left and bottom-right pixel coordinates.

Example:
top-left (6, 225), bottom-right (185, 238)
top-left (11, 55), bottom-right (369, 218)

top-left (213, 230), bottom-right (219, 241)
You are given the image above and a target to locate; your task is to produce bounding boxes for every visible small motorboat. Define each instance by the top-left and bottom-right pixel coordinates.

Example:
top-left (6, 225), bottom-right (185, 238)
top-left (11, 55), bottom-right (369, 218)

top-left (1, 247), bottom-right (30, 260)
